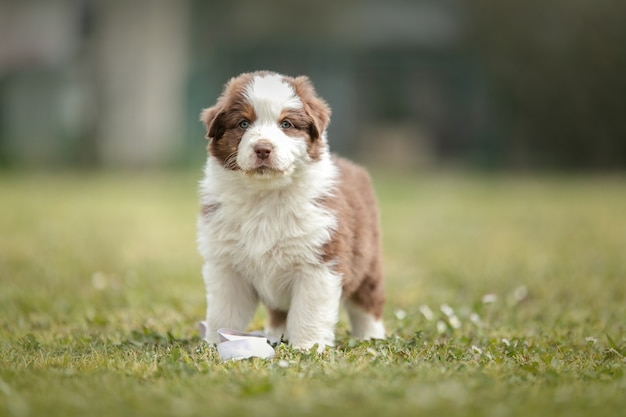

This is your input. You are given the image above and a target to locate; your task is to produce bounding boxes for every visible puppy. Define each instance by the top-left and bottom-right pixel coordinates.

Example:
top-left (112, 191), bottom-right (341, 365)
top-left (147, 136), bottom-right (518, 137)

top-left (197, 71), bottom-right (385, 351)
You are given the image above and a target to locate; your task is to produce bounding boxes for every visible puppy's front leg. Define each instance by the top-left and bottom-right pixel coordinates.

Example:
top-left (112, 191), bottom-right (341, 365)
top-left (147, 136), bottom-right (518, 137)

top-left (202, 262), bottom-right (258, 345)
top-left (287, 266), bottom-right (342, 352)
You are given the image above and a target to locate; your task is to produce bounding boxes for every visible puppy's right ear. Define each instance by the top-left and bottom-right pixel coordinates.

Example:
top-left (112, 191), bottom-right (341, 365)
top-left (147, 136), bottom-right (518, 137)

top-left (200, 106), bottom-right (225, 140)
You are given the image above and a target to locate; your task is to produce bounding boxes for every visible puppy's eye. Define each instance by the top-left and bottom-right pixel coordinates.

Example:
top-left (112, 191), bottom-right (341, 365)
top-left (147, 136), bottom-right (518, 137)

top-left (280, 120), bottom-right (293, 129)
top-left (239, 120), bottom-right (250, 129)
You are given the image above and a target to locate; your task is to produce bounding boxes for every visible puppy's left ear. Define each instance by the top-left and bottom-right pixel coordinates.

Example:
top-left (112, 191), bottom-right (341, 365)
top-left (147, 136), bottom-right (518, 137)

top-left (292, 76), bottom-right (331, 140)
top-left (200, 106), bottom-right (225, 140)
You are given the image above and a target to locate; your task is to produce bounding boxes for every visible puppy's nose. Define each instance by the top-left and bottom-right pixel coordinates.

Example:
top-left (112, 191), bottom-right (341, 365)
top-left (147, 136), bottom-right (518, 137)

top-left (254, 141), bottom-right (273, 160)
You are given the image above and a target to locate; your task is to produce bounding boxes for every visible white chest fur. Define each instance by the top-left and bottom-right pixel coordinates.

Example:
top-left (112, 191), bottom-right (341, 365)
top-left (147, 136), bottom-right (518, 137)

top-left (197, 156), bottom-right (338, 310)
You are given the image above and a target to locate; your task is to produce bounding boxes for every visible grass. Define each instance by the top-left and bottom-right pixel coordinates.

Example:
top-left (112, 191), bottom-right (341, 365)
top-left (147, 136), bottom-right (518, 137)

top-left (0, 169), bottom-right (625, 417)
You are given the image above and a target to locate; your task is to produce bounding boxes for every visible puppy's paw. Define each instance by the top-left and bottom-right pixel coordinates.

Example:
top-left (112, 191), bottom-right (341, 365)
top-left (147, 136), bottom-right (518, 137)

top-left (265, 325), bottom-right (287, 345)
top-left (198, 321), bottom-right (222, 345)
top-left (290, 339), bottom-right (333, 353)
top-left (353, 320), bottom-right (386, 340)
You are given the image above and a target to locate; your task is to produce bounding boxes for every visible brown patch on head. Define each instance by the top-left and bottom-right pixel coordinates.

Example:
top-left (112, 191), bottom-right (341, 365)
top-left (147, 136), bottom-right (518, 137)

top-left (200, 73), bottom-right (257, 170)
top-left (284, 75), bottom-right (332, 161)
top-left (277, 108), bottom-right (321, 160)
top-left (319, 156), bottom-right (385, 319)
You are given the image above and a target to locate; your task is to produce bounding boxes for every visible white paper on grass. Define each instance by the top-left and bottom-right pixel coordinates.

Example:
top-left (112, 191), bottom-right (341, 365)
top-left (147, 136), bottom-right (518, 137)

top-left (198, 321), bottom-right (276, 362)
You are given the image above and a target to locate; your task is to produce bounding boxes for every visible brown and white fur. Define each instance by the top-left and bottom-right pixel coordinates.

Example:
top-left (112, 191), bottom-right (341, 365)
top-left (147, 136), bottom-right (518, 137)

top-left (197, 71), bottom-right (385, 351)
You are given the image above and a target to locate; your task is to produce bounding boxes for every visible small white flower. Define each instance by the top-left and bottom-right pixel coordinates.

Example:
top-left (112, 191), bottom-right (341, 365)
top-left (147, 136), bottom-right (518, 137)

top-left (471, 345), bottom-right (482, 354)
top-left (449, 315), bottom-right (462, 329)
top-left (394, 309), bottom-right (407, 320)
top-left (366, 348), bottom-right (378, 357)
top-left (436, 320), bottom-right (448, 334)
top-left (469, 313), bottom-right (481, 325)
top-left (419, 305), bottom-right (434, 321)
top-left (481, 294), bottom-right (497, 304)
top-left (440, 304), bottom-right (455, 317)
top-left (513, 286), bottom-right (529, 302)
top-left (501, 338), bottom-right (511, 347)
top-left (277, 360), bottom-right (289, 368)
top-left (585, 336), bottom-right (598, 345)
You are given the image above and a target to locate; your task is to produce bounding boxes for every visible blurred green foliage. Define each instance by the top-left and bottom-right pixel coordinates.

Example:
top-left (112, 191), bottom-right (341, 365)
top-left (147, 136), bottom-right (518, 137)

top-left (467, 0), bottom-right (626, 168)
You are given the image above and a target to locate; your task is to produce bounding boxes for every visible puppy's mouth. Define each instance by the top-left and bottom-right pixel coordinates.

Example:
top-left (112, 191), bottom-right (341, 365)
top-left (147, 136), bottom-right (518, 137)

top-left (246, 164), bottom-right (283, 177)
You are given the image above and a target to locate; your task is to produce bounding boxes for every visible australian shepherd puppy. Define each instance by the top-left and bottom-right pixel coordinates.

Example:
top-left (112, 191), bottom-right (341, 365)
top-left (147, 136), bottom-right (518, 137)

top-left (197, 71), bottom-right (385, 351)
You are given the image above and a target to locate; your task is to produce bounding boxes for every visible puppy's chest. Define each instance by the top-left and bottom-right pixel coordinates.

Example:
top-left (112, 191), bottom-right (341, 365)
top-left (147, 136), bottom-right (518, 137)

top-left (205, 195), bottom-right (336, 274)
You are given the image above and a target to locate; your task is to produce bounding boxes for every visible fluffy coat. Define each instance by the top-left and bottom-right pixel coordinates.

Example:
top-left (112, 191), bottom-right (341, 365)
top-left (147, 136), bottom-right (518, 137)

top-left (197, 71), bottom-right (385, 350)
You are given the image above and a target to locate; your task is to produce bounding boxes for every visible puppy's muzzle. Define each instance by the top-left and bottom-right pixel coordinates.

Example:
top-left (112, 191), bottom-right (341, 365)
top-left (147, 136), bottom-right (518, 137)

top-left (254, 140), bottom-right (273, 161)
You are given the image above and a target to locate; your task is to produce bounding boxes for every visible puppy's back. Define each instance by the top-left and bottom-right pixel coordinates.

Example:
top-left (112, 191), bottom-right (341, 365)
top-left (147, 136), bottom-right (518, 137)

top-left (322, 156), bottom-right (385, 318)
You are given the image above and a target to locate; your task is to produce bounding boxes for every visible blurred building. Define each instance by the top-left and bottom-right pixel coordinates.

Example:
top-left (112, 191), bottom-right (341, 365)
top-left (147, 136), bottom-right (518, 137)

top-left (1, 0), bottom-right (477, 169)
top-left (188, 0), bottom-right (475, 168)
top-left (0, 0), bottom-right (189, 167)
top-left (3, 1), bottom-right (623, 169)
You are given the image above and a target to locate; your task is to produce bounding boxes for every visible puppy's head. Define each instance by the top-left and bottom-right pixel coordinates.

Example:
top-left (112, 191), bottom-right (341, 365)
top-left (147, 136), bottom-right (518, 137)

top-left (200, 71), bottom-right (331, 178)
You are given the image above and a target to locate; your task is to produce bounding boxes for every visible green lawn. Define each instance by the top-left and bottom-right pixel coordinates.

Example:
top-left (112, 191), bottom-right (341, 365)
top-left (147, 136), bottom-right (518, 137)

top-left (1, 170), bottom-right (625, 417)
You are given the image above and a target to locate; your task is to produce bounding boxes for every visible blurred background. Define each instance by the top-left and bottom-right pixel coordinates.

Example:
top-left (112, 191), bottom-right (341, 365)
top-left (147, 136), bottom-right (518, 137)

top-left (1, 0), bottom-right (625, 171)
